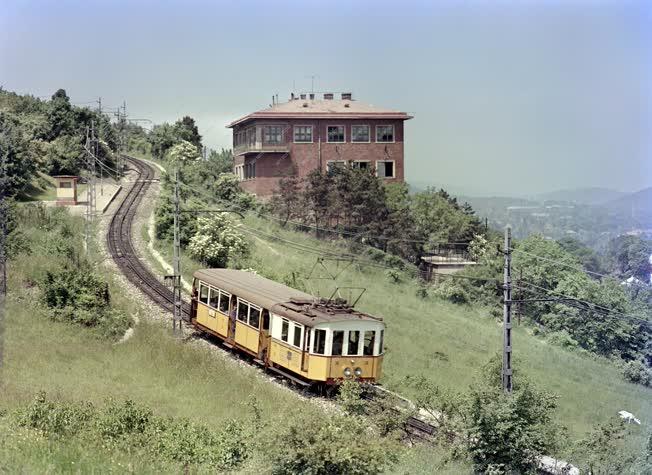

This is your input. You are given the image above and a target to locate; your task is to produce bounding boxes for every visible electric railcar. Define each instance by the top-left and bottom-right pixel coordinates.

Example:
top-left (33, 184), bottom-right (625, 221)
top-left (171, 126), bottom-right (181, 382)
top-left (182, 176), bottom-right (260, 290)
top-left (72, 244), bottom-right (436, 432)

top-left (190, 269), bottom-right (385, 387)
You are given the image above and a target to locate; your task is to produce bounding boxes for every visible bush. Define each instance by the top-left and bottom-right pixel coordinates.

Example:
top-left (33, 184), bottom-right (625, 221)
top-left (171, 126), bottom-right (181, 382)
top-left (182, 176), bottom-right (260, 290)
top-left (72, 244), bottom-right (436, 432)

top-left (547, 330), bottom-right (580, 350)
top-left (432, 279), bottom-right (470, 304)
top-left (622, 360), bottom-right (651, 387)
top-left (187, 214), bottom-right (250, 268)
top-left (18, 391), bottom-right (94, 437)
top-left (270, 414), bottom-right (399, 475)
top-left (385, 269), bottom-right (402, 283)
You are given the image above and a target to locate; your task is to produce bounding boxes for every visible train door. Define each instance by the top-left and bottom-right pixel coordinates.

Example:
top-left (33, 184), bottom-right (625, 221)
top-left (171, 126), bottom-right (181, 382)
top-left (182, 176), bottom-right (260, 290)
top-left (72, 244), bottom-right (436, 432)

top-left (258, 310), bottom-right (271, 362)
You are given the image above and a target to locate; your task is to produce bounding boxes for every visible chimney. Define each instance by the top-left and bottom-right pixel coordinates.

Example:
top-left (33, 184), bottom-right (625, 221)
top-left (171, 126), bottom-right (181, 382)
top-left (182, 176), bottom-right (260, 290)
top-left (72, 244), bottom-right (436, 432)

top-left (323, 93), bottom-right (334, 100)
top-left (300, 93), bottom-right (306, 100)
top-left (290, 92), bottom-right (295, 100)
top-left (309, 93), bottom-right (315, 100)
top-left (341, 92), bottom-right (352, 100)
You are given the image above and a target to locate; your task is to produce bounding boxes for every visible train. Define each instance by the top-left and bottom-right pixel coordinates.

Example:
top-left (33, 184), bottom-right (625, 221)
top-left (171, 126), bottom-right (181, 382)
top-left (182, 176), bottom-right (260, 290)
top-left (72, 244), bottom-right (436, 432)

top-left (190, 269), bottom-right (385, 389)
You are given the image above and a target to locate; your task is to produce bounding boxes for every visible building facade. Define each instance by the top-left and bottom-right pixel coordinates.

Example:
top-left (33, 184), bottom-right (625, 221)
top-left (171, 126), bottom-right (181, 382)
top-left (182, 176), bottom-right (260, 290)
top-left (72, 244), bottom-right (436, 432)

top-left (228, 93), bottom-right (412, 196)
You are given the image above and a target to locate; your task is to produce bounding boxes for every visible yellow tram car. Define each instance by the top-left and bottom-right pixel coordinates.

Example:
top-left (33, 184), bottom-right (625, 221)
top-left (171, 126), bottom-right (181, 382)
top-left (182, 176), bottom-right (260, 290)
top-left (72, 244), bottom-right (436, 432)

top-left (190, 269), bottom-right (385, 387)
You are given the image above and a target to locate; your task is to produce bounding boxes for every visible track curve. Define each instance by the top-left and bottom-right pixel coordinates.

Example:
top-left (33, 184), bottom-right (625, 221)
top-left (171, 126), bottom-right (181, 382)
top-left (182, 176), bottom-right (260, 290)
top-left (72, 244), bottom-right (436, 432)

top-left (107, 156), bottom-right (190, 317)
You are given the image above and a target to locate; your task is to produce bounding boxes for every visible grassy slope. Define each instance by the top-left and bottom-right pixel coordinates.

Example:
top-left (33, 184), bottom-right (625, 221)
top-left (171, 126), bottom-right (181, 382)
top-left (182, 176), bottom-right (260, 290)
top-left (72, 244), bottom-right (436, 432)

top-left (155, 213), bottom-right (651, 456)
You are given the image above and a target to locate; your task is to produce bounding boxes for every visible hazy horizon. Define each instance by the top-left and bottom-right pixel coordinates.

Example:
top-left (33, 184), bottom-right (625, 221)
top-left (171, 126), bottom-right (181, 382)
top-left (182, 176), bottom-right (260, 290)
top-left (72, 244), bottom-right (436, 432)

top-left (2, 0), bottom-right (651, 196)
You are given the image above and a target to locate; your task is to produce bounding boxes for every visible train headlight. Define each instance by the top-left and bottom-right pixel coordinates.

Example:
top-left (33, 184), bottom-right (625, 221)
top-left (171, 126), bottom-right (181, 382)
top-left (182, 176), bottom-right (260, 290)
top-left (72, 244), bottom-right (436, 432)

top-left (343, 367), bottom-right (352, 377)
top-left (354, 367), bottom-right (362, 377)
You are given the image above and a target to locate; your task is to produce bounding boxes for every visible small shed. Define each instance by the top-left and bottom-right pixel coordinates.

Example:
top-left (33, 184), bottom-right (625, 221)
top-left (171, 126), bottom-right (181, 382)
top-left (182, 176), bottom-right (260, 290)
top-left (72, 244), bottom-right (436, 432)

top-left (53, 176), bottom-right (80, 205)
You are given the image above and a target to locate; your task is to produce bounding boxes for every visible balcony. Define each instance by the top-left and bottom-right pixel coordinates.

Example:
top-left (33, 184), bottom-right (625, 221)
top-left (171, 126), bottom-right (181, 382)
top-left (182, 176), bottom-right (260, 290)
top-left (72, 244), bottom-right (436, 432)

top-left (234, 142), bottom-right (289, 156)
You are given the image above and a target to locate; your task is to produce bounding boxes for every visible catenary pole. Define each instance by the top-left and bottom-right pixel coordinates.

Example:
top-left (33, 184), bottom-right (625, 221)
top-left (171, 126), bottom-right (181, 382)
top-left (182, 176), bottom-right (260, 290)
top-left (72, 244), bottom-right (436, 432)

top-left (172, 166), bottom-right (182, 335)
top-left (502, 226), bottom-right (513, 393)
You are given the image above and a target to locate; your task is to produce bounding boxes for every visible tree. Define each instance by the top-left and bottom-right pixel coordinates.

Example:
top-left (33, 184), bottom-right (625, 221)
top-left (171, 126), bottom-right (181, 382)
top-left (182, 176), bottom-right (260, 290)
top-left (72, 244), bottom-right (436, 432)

top-left (44, 134), bottom-right (85, 175)
top-left (45, 89), bottom-right (75, 140)
top-left (207, 148), bottom-right (233, 174)
top-left (0, 112), bottom-right (37, 196)
top-left (187, 214), bottom-right (249, 267)
top-left (168, 140), bottom-right (201, 163)
top-left (148, 123), bottom-right (178, 160)
top-left (463, 358), bottom-right (562, 474)
top-left (269, 175), bottom-right (303, 226)
top-left (174, 116), bottom-right (202, 150)
top-left (607, 235), bottom-right (652, 282)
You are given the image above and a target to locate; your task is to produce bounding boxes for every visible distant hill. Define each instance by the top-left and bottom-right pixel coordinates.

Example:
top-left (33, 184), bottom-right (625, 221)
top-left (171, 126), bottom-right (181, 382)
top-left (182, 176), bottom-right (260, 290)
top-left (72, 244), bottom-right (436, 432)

top-left (531, 187), bottom-right (628, 205)
top-left (603, 187), bottom-right (652, 226)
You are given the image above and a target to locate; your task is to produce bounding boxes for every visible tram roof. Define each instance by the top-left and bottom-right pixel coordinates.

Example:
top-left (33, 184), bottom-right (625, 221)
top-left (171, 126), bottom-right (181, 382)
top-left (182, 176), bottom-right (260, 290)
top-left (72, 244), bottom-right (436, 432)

top-left (193, 269), bottom-right (382, 327)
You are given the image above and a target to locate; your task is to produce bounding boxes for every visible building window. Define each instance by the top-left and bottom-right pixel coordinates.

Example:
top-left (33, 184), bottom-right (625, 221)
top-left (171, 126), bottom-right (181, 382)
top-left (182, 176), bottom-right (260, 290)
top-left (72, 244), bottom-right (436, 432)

top-left (347, 330), bottom-right (360, 355)
top-left (327, 125), bottom-right (345, 143)
top-left (293, 125), bottom-right (312, 143)
top-left (332, 330), bottom-right (344, 356)
top-left (376, 125), bottom-right (394, 143)
top-left (351, 161), bottom-right (370, 170)
top-left (244, 162), bottom-right (256, 180)
top-left (263, 126), bottom-right (283, 144)
top-left (247, 127), bottom-right (256, 147)
top-left (312, 329), bottom-right (326, 355)
top-left (376, 160), bottom-right (395, 179)
top-left (59, 181), bottom-right (73, 189)
top-left (327, 160), bottom-right (346, 175)
top-left (351, 125), bottom-right (370, 143)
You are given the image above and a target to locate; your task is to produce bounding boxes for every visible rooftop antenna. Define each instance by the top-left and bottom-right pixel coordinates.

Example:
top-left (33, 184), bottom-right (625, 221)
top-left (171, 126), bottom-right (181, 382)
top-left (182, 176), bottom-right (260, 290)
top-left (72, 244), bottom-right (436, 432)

top-left (306, 75), bottom-right (318, 93)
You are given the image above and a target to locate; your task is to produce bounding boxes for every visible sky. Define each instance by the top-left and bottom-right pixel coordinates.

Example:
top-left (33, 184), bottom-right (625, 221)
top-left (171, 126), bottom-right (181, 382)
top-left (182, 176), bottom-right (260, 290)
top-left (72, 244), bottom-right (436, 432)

top-left (1, 0), bottom-right (651, 196)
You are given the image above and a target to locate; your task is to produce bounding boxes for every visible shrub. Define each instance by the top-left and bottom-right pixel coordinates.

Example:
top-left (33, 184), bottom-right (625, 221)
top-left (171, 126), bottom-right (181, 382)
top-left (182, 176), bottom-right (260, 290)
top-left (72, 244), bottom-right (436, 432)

top-left (547, 330), bottom-right (580, 350)
top-left (432, 279), bottom-right (470, 304)
top-left (18, 392), bottom-right (94, 437)
top-left (187, 214), bottom-right (250, 268)
top-left (385, 269), bottom-right (402, 283)
top-left (622, 360), bottom-right (651, 387)
top-left (270, 414), bottom-right (399, 475)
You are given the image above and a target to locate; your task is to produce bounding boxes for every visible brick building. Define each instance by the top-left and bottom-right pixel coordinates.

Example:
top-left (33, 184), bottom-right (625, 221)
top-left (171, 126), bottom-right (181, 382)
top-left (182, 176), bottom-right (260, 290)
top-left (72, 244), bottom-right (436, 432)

top-left (227, 93), bottom-right (412, 197)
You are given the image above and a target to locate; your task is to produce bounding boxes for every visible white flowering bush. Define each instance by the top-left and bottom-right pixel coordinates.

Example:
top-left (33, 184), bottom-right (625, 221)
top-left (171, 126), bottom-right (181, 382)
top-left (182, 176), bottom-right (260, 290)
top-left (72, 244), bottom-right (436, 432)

top-left (169, 140), bottom-right (201, 163)
top-left (187, 214), bottom-right (249, 267)
top-left (468, 234), bottom-right (491, 264)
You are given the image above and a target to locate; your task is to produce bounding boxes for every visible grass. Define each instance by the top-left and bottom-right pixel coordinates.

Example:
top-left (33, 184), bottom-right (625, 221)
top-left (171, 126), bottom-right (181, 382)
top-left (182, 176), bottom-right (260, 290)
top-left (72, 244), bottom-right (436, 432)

top-left (152, 213), bottom-right (651, 461)
top-left (1, 206), bottom-right (462, 473)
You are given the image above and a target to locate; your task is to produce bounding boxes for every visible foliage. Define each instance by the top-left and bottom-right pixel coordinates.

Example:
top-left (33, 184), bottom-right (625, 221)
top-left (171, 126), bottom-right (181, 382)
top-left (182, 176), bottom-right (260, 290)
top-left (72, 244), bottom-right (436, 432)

top-left (0, 112), bottom-right (37, 196)
top-left (148, 116), bottom-right (203, 160)
top-left (15, 393), bottom-right (250, 471)
top-left (168, 139), bottom-right (200, 163)
top-left (43, 134), bottom-right (85, 176)
top-left (207, 147), bottom-right (234, 174)
top-left (607, 234), bottom-right (652, 282)
top-left (187, 214), bottom-right (250, 267)
top-left (622, 360), bottom-right (651, 387)
top-left (270, 413), bottom-right (399, 475)
top-left (574, 420), bottom-right (642, 475)
top-left (39, 264), bottom-right (131, 339)
top-left (269, 175), bottom-right (303, 226)
top-left (431, 278), bottom-right (471, 304)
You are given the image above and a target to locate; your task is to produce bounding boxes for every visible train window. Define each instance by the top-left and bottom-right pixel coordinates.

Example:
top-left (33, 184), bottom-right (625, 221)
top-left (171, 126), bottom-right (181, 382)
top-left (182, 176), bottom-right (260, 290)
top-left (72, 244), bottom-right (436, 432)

top-left (281, 319), bottom-right (289, 342)
top-left (249, 307), bottom-right (261, 329)
top-left (378, 329), bottom-right (384, 355)
top-left (238, 301), bottom-right (249, 322)
top-left (199, 284), bottom-right (209, 304)
top-left (209, 288), bottom-right (219, 309)
top-left (262, 311), bottom-right (270, 331)
top-left (363, 331), bottom-right (375, 356)
top-left (219, 291), bottom-right (230, 314)
top-left (347, 331), bottom-right (360, 355)
top-left (293, 324), bottom-right (303, 348)
top-left (313, 329), bottom-right (326, 355)
top-left (332, 331), bottom-right (344, 356)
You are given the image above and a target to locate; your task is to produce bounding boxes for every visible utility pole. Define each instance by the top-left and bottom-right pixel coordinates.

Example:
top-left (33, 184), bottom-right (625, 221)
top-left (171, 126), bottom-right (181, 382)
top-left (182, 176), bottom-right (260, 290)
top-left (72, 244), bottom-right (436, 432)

top-left (84, 124), bottom-right (97, 253)
top-left (172, 166), bottom-right (183, 335)
top-left (502, 226), bottom-right (513, 393)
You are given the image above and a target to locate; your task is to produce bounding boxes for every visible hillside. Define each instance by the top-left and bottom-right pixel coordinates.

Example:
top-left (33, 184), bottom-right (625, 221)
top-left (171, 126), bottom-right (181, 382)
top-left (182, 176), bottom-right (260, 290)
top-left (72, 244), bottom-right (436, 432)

top-left (531, 187), bottom-right (628, 205)
top-left (604, 186), bottom-right (652, 227)
top-left (150, 211), bottom-right (651, 454)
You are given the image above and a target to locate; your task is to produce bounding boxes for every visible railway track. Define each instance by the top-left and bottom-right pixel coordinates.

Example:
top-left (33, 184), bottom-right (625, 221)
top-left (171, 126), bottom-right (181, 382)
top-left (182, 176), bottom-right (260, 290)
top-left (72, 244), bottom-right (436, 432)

top-left (107, 156), bottom-right (435, 439)
top-left (106, 156), bottom-right (190, 317)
